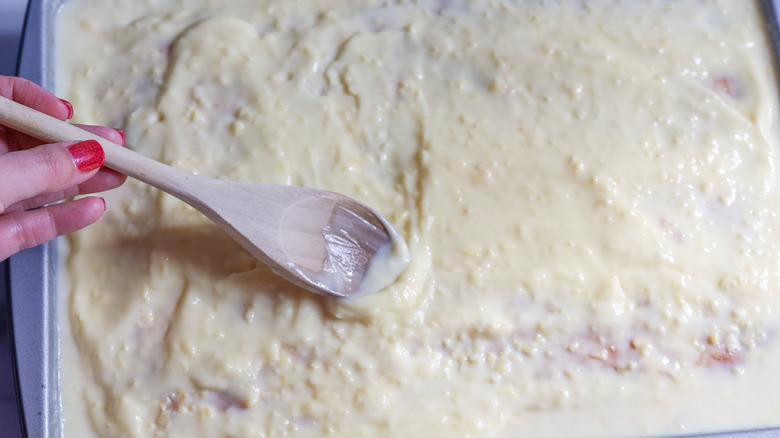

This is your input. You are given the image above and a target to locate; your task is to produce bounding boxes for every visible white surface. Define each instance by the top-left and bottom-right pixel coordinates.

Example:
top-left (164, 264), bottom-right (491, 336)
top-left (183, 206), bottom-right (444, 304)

top-left (0, 0), bottom-right (29, 75)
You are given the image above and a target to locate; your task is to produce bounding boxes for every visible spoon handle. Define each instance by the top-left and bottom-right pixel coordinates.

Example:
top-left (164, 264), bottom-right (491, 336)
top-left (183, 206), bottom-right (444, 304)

top-left (0, 95), bottom-right (198, 202)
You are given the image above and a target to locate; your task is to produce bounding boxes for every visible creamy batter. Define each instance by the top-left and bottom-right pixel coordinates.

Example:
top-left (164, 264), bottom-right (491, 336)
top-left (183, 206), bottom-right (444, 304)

top-left (56, 0), bottom-right (780, 436)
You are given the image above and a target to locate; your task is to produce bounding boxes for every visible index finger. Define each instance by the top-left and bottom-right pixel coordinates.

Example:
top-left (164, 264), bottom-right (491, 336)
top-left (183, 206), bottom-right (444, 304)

top-left (0, 76), bottom-right (74, 153)
top-left (0, 76), bottom-right (72, 120)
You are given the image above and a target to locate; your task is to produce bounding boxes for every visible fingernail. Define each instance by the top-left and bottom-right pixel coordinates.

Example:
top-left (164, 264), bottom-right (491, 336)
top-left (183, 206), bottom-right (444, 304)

top-left (59, 98), bottom-right (74, 119)
top-left (115, 128), bottom-right (126, 146)
top-left (100, 198), bottom-right (107, 211)
top-left (68, 140), bottom-right (105, 172)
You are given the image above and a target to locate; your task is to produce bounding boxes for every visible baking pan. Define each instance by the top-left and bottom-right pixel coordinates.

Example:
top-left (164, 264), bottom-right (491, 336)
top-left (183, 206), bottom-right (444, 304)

top-left (7, 0), bottom-right (780, 436)
top-left (10, 1), bottom-right (71, 436)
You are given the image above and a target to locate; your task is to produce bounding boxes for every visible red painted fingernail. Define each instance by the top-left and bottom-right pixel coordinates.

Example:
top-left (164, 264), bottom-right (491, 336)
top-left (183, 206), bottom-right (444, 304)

top-left (67, 140), bottom-right (104, 172)
top-left (115, 128), bottom-right (126, 146)
top-left (100, 198), bottom-right (107, 211)
top-left (59, 98), bottom-right (74, 119)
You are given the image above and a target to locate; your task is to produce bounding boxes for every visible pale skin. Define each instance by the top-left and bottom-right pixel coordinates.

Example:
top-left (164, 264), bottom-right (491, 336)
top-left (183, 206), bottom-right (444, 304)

top-left (0, 76), bottom-right (126, 260)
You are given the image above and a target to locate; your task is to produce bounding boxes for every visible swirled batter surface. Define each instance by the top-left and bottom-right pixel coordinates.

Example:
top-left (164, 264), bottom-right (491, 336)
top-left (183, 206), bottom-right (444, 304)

top-left (57, 0), bottom-right (780, 436)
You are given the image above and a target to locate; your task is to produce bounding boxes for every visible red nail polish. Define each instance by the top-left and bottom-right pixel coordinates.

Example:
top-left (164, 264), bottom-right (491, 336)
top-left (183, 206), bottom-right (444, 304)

top-left (115, 128), bottom-right (126, 146)
top-left (59, 98), bottom-right (74, 119)
top-left (68, 140), bottom-right (105, 172)
top-left (100, 198), bottom-right (107, 211)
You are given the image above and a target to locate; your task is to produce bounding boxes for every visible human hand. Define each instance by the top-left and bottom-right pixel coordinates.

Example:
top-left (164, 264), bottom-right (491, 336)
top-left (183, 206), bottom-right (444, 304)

top-left (0, 76), bottom-right (127, 260)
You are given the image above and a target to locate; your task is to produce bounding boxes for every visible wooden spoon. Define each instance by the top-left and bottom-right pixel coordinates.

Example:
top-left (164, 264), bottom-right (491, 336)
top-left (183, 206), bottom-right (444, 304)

top-left (0, 95), bottom-right (409, 298)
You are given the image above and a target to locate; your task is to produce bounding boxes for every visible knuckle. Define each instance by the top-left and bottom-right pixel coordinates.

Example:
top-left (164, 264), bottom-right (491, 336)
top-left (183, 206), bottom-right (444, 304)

top-left (31, 145), bottom-right (67, 177)
top-left (9, 210), bottom-right (57, 252)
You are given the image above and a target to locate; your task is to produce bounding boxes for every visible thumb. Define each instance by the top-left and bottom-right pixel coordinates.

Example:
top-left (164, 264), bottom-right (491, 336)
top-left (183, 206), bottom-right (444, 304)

top-left (0, 139), bottom-right (104, 212)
